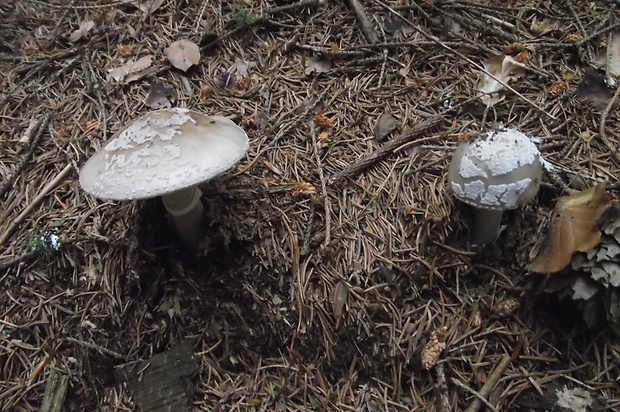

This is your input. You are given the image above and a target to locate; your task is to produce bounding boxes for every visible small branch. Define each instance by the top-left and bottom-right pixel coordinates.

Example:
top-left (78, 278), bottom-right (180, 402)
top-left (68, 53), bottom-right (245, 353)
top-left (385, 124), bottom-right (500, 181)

top-left (310, 122), bottom-right (331, 248)
top-left (461, 353), bottom-right (513, 412)
top-left (66, 337), bottom-right (125, 360)
top-left (345, 0), bottom-right (379, 43)
top-left (331, 114), bottom-right (445, 182)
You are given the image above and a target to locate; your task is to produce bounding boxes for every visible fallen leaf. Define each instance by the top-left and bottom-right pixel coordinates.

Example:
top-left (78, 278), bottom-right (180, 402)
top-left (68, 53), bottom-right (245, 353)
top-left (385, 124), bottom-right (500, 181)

top-left (305, 55), bottom-right (332, 75)
top-left (165, 40), bottom-right (200, 72)
top-left (69, 20), bottom-right (94, 42)
top-left (107, 55), bottom-right (153, 82)
top-left (144, 80), bottom-right (175, 109)
top-left (373, 112), bottom-right (397, 141)
top-left (530, 182), bottom-right (612, 273)
top-left (332, 280), bottom-right (349, 327)
top-left (477, 54), bottom-right (526, 107)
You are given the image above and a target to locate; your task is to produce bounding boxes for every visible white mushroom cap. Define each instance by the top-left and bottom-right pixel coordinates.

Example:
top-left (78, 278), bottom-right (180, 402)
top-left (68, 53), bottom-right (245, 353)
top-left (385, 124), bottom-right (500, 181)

top-left (79, 108), bottom-right (249, 200)
top-left (447, 129), bottom-right (543, 210)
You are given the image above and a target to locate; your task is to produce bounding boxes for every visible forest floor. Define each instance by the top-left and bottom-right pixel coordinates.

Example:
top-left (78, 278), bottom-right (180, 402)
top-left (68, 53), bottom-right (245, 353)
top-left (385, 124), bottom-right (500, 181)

top-left (1, 0), bottom-right (619, 411)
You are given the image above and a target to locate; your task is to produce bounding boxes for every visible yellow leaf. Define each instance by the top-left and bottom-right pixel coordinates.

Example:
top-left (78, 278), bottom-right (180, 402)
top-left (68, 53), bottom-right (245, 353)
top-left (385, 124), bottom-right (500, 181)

top-left (530, 182), bottom-right (611, 273)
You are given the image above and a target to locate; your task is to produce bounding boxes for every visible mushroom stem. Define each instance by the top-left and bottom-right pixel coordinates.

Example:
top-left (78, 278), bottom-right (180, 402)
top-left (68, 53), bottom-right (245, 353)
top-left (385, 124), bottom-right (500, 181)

top-left (161, 186), bottom-right (206, 250)
top-left (471, 208), bottom-right (504, 247)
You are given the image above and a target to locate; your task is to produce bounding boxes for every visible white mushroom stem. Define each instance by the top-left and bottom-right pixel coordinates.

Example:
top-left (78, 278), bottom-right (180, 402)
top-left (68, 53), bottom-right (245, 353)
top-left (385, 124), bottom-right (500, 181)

top-left (471, 208), bottom-right (504, 247)
top-left (161, 186), bottom-right (206, 249)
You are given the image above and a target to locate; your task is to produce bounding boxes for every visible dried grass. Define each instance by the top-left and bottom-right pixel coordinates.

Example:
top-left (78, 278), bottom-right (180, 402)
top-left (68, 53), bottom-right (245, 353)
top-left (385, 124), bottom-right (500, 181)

top-left (1, 0), bottom-right (619, 411)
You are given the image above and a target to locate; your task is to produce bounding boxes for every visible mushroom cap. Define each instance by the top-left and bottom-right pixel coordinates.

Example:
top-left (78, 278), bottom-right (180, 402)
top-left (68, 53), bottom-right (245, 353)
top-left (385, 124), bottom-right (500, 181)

top-left (447, 129), bottom-right (543, 211)
top-left (79, 108), bottom-right (249, 200)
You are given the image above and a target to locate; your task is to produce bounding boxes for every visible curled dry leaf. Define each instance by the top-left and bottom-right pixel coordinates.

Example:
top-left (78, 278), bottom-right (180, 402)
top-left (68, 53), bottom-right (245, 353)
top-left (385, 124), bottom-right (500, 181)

top-left (165, 40), bottom-right (200, 72)
top-left (421, 326), bottom-right (447, 370)
top-left (69, 20), bottom-right (95, 42)
top-left (530, 182), bottom-right (612, 273)
top-left (477, 54), bottom-right (526, 107)
top-left (107, 55), bottom-right (153, 82)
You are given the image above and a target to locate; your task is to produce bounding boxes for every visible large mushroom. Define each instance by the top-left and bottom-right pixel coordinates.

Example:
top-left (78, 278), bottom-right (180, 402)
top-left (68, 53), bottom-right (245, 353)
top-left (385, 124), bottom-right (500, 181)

top-left (447, 129), bottom-right (543, 246)
top-left (80, 108), bottom-right (249, 250)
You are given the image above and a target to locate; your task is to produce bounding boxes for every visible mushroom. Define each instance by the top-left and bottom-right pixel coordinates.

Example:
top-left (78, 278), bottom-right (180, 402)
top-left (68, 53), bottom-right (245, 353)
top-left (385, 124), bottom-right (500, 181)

top-left (79, 108), bottom-right (249, 250)
top-left (447, 128), bottom-right (543, 246)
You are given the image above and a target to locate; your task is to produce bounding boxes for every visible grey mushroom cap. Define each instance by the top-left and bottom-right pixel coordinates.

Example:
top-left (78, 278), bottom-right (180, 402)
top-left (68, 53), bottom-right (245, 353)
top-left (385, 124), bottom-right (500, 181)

top-left (79, 108), bottom-right (249, 201)
top-left (447, 129), bottom-right (543, 210)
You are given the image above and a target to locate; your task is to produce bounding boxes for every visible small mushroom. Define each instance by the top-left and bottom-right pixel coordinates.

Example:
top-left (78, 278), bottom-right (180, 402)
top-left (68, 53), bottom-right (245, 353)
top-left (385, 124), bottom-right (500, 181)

top-left (79, 108), bottom-right (249, 250)
top-left (447, 129), bottom-right (543, 246)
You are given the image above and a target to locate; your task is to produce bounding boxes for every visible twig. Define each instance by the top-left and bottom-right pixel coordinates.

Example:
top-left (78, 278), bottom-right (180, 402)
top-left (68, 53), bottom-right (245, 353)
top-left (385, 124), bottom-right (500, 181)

top-left (452, 377), bottom-right (499, 412)
top-left (461, 353), bottom-right (513, 412)
top-left (331, 115), bottom-right (445, 182)
top-left (0, 164), bottom-right (73, 247)
top-left (345, 0), bottom-right (379, 43)
top-left (310, 122), bottom-right (331, 248)
top-left (372, 0), bottom-right (557, 120)
top-left (0, 114), bottom-right (49, 198)
top-left (435, 363), bottom-right (452, 412)
top-left (65, 337), bottom-right (125, 360)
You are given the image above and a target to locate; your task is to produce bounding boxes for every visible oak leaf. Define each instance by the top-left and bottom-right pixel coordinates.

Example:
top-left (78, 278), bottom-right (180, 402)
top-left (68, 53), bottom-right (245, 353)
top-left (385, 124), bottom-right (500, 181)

top-left (530, 182), bottom-right (611, 273)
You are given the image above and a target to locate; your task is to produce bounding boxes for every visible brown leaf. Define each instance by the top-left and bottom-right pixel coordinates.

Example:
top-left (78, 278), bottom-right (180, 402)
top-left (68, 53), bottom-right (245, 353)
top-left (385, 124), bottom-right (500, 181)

top-left (165, 40), bottom-right (200, 72)
top-left (477, 54), bottom-right (526, 107)
top-left (373, 112), bottom-right (397, 141)
top-left (332, 280), bottom-right (349, 326)
top-left (530, 182), bottom-right (612, 273)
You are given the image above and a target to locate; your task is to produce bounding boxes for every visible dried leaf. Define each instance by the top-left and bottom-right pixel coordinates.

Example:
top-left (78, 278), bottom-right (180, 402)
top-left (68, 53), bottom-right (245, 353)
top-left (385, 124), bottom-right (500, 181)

top-left (477, 54), bottom-right (526, 107)
top-left (305, 56), bottom-right (332, 75)
top-left (69, 20), bottom-right (94, 42)
top-left (107, 55), bottom-right (153, 82)
top-left (332, 280), bottom-right (349, 323)
top-left (144, 80), bottom-right (175, 109)
top-left (373, 112), bottom-right (397, 141)
top-left (530, 182), bottom-right (612, 273)
top-left (165, 40), bottom-right (200, 72)
top-left (421, 326), bottom-right (447, 370)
